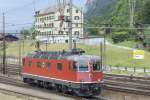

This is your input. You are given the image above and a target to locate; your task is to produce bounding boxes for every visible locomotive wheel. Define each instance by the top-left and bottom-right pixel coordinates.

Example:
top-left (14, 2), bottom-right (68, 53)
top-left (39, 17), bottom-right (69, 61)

top-left (56, 84), bottom-right (62, 92)
top-left (43, 82), bottom-right (49, 89)
top-left (62, 85), bottom-right (68, 94)
top-left (28, 79), bottom-right (36, 86)
top-left (23, 78), bottom-right (27, 83)
top-left (47, 83), bottom-right (53, 89)
top-left (37, 80), bottom-right (44, 87)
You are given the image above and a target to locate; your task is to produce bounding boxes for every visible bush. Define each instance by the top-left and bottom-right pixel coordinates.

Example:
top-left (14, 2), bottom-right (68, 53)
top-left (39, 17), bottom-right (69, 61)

top-left (112, 31), bottom-right (129, 43)
top-left (128, 29), bottom-right (138, 41)
top-left (87, 28), bottom-right (99, 35)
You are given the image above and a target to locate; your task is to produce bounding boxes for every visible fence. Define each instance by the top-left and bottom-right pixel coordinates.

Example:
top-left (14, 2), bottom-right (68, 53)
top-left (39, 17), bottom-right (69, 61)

top-left (0, 56), bottom-right (19, 65)
top-left (104, 66), bottom-right (150, 73)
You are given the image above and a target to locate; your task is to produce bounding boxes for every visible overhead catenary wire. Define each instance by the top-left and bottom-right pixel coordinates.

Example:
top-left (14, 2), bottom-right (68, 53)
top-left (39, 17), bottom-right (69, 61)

top-left (0, 0), bottom-right (37, 30)
top-left (5, 23), bottom-right (33, 27)
top-left (4, 0), bottom-right (36, 14)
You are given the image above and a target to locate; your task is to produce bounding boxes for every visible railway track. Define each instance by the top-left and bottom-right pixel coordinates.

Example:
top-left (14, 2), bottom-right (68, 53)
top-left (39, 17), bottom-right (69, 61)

top-left (3, 63), bottom-right (150, 98)
top-left (104, 74), bottom-right (150, 96)
top-left (0, 63), bottom-right (20, 75)
top-left (0, 73), bottom-right (106, 100)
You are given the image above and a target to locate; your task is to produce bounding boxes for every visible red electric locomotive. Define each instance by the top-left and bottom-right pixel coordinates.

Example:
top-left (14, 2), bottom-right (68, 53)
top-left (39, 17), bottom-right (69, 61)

top-left (22, 49), bottom-right (104, 97)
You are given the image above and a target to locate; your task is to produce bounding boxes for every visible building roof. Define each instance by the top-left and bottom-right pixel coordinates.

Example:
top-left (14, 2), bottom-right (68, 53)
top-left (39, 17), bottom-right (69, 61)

top-left (39, 5), bottom-right (58, 15)
top-left (0, 34), bottom-right (19, 41)
top-left (35, 4), bottom-right (81, 17)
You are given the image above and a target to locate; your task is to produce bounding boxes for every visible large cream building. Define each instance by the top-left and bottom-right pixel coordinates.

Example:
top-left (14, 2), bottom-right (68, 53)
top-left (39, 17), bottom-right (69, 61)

top-left (34, 4), bottom-right (84, 43)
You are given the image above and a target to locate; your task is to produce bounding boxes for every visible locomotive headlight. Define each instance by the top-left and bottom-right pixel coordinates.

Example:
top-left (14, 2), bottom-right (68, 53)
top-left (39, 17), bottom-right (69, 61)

top-left (98, 79), bottom-right (101, 82)
top-left (98, 79), bottom-right (104, 83)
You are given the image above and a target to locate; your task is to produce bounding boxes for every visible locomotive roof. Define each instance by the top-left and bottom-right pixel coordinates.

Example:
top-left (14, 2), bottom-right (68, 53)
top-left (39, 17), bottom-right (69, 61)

top-left (65, 55), bottom-right (101, 62)
top-left (26, 51), bottom-right (100, 62)
top-left (27, 51), bottom-right (71, 59)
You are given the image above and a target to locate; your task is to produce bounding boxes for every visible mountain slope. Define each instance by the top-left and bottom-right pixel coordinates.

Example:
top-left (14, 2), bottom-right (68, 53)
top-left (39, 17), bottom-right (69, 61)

top-left (85, 0), bottom-right (116, 19)
top-left (85, 0), bottom-right (149, 25)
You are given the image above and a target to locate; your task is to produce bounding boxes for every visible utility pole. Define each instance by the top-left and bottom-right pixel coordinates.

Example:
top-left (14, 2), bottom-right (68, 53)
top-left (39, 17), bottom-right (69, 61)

top-left (69, 0), bottom-right (73, 50)
top-left (19, 31), bottom-right (22, 75)
top-left (2, 13), bottom-right (6, 74)
top-left (128, 0), bottom-right (136, 27)
top-left (81, 7), bottom-right (83, 38)
top-left (100, 42), bottom-right (103, 71)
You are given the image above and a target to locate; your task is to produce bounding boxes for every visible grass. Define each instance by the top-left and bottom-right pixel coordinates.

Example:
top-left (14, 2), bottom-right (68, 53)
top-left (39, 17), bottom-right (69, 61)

top-left (117, 40), bottom-right (138, 48)
top-left (2, 40), bottom-right (150, 68)
top-left (108, 70), bottom-right (150, 77)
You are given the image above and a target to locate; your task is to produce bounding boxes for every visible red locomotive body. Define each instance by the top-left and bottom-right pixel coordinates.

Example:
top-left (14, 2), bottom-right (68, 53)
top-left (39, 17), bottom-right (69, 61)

top-left (22, 51), bottom-right (103, 96)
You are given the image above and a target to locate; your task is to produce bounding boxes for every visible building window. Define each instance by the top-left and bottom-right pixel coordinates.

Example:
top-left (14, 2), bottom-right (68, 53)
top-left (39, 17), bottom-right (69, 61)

top-left (74, 31), bottom-right (79, 35)
top-left (74, 16), bottom-right (80, 20)
top-left (66, 31), bottom-right (69, 35)
top-left (51, 16), bottom-right (54, 19)
top-left (57, 63), bottom-right (62, 71)
top-left (67, 9), bottom-right (70, 12)
top-left (66, 16), bottom-right (71, 22)
top-left (59, 31), bottom-right (63, 35)
top-left (48, 31), bottom-right (51, 35)
top-left (75, 24), bottom-right (78, 27)
top-left (50, 23), bottom-right (54, 28)
top-left (48, 16), bottom-right (54, 20)
top-left (67, 23), bottom-right (70, 27)
top-left (76, 10), bottom-right (79, 13)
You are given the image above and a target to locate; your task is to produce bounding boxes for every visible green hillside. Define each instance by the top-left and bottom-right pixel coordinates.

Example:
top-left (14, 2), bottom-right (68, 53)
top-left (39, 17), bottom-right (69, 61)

top-left (85, 0), bottom-right (150, 26)
top-left (3, 41), bottom-right (150, 68)
top-left (85, 0), bottom-right (150, 50)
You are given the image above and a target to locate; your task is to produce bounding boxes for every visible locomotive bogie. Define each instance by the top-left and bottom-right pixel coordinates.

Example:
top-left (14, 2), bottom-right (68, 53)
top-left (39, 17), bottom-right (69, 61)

top-left (22, 74), bottom-right (103, 96)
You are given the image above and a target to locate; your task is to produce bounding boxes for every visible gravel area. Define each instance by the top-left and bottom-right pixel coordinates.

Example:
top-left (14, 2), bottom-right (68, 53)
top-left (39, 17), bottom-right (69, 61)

top-left (0, 83), bottom-right (75, 100)
top-left (102, 90), bottom-right (150, 100)
top-left (0, 90), bottom-right (43, 100)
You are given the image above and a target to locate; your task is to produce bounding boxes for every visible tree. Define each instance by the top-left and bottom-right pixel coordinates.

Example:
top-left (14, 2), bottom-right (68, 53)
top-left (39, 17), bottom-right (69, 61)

top-left (142, 0), bottom-right (150, 24)
top-left (20, 29), bottom-right (30, 39)
top-left (87, 28), bottom-right (99, 35)
top-left (112, 31), bottom-right (129, 43)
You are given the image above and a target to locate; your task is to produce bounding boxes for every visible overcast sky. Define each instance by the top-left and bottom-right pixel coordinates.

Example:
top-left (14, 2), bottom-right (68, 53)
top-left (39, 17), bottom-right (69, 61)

top-left (0, 0), bottom-right (86, 32)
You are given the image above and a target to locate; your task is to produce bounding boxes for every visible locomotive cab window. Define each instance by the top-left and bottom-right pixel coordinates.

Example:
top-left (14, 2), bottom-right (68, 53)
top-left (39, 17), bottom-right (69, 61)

top-left (57, 63), bottom-right (62, 71)
top-left (73, 62), bottom-right (77, 71)
top-left (93, 62), bottom-right (101, 71)
top-left (78, 62), bottom-right (88, 72)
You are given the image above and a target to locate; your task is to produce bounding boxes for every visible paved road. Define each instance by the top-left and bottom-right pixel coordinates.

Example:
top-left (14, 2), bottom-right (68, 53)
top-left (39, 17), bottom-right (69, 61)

top-left (79, 38), bottom-right (104, 45)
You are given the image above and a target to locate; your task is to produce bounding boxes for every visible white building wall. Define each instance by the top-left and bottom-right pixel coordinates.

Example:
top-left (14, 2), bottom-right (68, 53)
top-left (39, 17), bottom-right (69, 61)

top-left (34, 5), bottom-right (84, 43)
